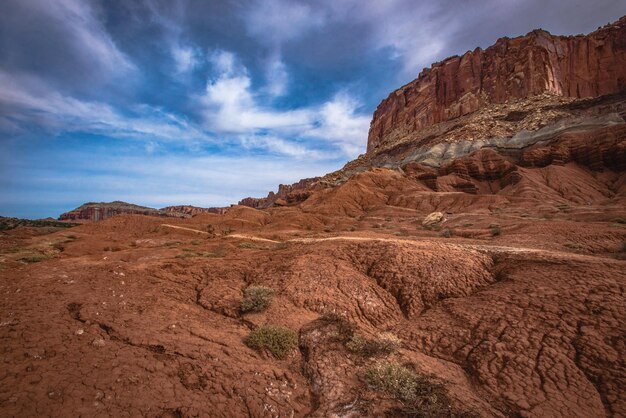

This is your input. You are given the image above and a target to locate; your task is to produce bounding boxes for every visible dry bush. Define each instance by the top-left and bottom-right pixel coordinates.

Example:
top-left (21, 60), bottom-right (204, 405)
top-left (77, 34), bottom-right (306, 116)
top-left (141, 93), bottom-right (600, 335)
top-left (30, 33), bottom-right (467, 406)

top-left (346, 332), bottom-right (401, 357)
top-left (240, 286), bottom-right (274, 313)
top-left (365, 361), bottom-right (456, 417)
top-left (244, 325), bottom-right (297, 359)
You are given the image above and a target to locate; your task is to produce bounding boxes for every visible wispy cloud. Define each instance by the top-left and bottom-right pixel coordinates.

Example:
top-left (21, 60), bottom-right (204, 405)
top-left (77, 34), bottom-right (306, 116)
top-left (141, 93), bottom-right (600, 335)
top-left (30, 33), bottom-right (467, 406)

top-left (0, 71), bottom-right (212, 143)
top-left (201, 50), bottom-right (369, 157)
top-left (171, 44), bottom-right (200, 74)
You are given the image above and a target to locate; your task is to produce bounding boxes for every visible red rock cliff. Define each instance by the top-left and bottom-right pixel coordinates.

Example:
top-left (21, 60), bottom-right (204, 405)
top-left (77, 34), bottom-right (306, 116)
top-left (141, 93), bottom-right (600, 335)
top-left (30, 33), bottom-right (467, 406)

top-left (368, 16), bottom-right (626, 152)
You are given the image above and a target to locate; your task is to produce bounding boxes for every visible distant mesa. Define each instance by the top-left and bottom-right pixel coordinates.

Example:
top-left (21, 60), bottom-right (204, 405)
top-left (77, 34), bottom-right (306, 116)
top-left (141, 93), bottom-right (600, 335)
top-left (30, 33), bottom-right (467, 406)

top-left (58, 201), bottom-right (224, 222)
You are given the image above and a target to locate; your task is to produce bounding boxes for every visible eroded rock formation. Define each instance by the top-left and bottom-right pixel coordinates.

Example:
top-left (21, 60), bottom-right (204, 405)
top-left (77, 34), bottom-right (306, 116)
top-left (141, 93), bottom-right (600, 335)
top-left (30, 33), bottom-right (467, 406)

top-left (59, 201), bottom-right (182, 222)
top-left (368, 16), bottom-right (626, 153)
top-left (239, 177), bottom-right (320, 208)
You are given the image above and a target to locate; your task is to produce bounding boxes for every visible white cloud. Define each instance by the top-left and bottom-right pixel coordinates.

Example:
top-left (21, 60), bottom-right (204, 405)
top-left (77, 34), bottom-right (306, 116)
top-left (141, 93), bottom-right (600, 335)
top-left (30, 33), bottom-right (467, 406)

top-left (0, 71), bottom-right (211, 144)
top-left (44, 0), bottom-right (135, 74)
top-left (171, 44), bottom-right (200, 73)
top-left (264, 55), bottom-right (289, 97)
top-left (304, 92), bottom-right (371, 156)
top-left (201, 50), bottom-right (370, 158)
top-left (202, 50), bottom-right (312, 133)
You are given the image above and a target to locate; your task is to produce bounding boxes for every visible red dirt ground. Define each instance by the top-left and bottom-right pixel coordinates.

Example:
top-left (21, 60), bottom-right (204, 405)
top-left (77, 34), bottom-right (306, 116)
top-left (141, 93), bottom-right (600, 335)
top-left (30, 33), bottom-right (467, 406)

top-left (1, 163), bottom-right (625, 417)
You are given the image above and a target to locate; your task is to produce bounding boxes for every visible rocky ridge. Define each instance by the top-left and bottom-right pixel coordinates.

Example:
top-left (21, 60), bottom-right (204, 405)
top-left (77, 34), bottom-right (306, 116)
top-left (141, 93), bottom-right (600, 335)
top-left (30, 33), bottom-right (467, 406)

top-left (59, 201), bottom-right (185, 222)
top-left (367, 16), bottom-right (626, 153)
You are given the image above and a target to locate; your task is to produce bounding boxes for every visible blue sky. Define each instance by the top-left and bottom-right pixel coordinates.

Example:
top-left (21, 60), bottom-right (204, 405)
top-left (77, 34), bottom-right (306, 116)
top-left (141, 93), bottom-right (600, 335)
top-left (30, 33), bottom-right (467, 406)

top-left (1, 0), bottom-right (623, 218)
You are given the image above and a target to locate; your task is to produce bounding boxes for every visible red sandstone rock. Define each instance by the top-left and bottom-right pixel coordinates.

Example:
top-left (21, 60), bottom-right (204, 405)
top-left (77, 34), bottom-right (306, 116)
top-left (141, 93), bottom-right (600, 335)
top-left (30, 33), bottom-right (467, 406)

top-left (239, 177), bottom-right (320, 208)
top-left (160, 205), bottom-right (227, 217)
top-left (368, 16), bottom-right (626, 152)
top-left (58, 201), bottom-right (182, 222)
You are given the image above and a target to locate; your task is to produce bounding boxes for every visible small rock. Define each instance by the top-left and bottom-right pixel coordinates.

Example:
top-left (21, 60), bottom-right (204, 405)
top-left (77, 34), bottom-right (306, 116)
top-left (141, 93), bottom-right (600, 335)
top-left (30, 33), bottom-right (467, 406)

top-left (422, 211), bottom-right (445, 227)
top-left (91, 338), bottom-right (106, 347)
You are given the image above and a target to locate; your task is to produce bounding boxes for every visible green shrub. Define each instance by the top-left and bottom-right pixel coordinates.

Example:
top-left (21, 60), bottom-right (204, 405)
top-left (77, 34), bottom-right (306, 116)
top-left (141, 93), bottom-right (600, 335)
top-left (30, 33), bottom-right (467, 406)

top-left (346, 332), bottom-right (400, 357)
top-left (241, 286), bottom-right (274, 313)
top-left (365, 361), bottom-right (453, 416)
top-left (490, 226), bottom-right (501, 237)
top-left (19, 255), bottom-right (49, 263)
top-left (244, 325), bottom-right (297, 359)
top-left (364, 361), bottom-right (419, 403)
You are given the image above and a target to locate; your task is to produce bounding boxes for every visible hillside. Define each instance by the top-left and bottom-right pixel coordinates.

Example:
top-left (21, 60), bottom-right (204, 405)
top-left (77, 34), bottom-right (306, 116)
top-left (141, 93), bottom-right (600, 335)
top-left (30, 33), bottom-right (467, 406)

top-left (1, 15), bottom-right (625, 418)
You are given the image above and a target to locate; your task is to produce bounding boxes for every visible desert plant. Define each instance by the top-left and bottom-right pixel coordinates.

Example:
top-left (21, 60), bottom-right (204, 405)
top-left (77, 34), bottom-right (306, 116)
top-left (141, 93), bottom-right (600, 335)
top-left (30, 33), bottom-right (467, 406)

top-left (490, 226), bottom-right (501, 237)
top-left (19, 255), bottom-right (49, 263)
top-left (440, 228), bottom-right (453, 238)
top-left (238, 242), bottom-right (257, 249)
top-left (613, 217), bottom-right (626, 224)
top-left (244, 325), bottom-right (297, 359)
top-left (365, 361), bottom-right (454, 416)
top-left (240, 286), bottom-right (274, 313)
top-left (364, 361), bottom-right (419, 403)
top-left (346, 332), bottom-right (400, 357)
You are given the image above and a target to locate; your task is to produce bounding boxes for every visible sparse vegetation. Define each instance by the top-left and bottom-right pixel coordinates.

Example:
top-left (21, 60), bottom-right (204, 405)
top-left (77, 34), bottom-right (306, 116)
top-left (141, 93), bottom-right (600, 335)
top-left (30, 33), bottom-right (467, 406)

top-left (0, 217), bottom-right (78, 231)
top-left (613, 217), bottom-right (626, 224)
top-left (490, 226), bottom-right (501, 237)
top-left (441, 228), bottom-right (453, 238)
top-left (240, 286), bottom-right (274, 313)
top-left (238, 242), bottom-right (258, 249)
top-left (364, 361), bottom-right (420, 402)
top-left (364, 361), bottom-right (455, 416)
top-left (19, 254), bottom-right (50, 263)
top-left (175, 251), bottom-right (218, 259)
top-left (346, 332), bottom-right (401, 357)
top-left (244, 325), bottom-right (297, 359)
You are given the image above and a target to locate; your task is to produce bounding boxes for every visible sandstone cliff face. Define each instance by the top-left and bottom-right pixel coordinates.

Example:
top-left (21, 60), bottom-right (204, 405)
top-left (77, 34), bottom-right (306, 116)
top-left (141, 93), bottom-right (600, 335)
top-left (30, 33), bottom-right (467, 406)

top-left (368, 16), bottom-right (626, 152)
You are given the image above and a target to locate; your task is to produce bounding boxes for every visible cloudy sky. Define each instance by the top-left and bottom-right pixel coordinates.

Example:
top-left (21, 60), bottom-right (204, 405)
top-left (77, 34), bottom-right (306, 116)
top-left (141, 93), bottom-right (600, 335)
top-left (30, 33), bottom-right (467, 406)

top-left (1, 0), bottom-right (623, 218)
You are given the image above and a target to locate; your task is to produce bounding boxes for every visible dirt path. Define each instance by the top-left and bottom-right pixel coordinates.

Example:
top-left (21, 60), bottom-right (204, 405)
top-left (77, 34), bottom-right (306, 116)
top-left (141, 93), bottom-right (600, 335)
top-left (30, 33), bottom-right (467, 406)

top-left (159, 224), bottom-right (599, 261)
top-left (227, 234), bottom-right (281, 243)
top-left (160, 224), bottom-right (212, 235)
